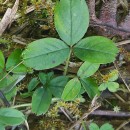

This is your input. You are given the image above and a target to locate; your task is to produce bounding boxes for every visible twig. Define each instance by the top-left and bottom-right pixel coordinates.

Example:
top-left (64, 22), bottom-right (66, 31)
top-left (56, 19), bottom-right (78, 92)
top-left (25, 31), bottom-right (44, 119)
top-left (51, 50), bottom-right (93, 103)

top-left (114, 93), bottom-right (126, 103)
top-left (11, 22), bottom-right (29, 35)
top-left (0, 61), bottom-right (23, 82)
top-left (116, 118), bottom-right (130, 130)
top-left (0, 0), bottom-right (19, 36)
top-left (11, 103), bottom-right (31, 109)
top-left (91, 110), bottom-right (130, 117)
top-left (12, 35), bottom-right (27, 45)
top-left (60, 107), bottom-right (73, 122)
top-left (14, 5), bottom-right (35, 20)
top-left (12, 96), bottom-right (16, 106)
top-left (64, 47), bottom-right (72, 75)
top-left (0, 8), bottom-right (12, 36)
top-left (3, 0), bottom-right (9, 4)
top-left (24, 120), bottom-right (29, 130)
top-left (116, 40), bottom-right (130, 46)
top-left (69, 104), bottom-right (101, 130)
top-left (114, 62), bottom-right (130, 92)
top-left (9, 0), bottom-right (19, 26)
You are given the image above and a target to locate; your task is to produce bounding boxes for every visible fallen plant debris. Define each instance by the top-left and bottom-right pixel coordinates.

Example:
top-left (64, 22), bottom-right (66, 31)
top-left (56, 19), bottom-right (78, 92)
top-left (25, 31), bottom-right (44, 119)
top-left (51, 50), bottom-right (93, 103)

top-left (0, 0), bottom-right (19, 36)
top-left (90, 110), bottom-right (130, 117)
top-left (87, 0), bottom-right (130, 39)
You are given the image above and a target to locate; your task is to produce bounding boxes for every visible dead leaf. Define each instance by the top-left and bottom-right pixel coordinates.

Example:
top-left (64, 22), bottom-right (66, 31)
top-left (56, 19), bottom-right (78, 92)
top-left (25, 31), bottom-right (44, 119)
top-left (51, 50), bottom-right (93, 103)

top-left (0, 0), bottom-right (19, 36)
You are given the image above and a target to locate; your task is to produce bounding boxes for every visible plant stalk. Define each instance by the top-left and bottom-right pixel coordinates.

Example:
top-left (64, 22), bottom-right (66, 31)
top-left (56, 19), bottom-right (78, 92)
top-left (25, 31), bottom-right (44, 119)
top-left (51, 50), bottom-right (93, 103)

top-left (64, 47), bottom-right (72, 75)
top-left (0, 61), bottom-right (23, 82)
top-left (11, 98), bottom-right (60, 109)
top-left (11, 103), bottom-right (32, 109)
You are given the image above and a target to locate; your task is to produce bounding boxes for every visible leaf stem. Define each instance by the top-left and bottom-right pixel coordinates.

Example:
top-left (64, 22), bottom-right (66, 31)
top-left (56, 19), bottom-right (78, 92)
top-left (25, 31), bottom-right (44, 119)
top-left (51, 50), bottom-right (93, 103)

top-left (0, 61), bottom-right (23, 82)
top-left (11, 98), bottom-right (60, 109)
top-left (64, 47), bottom-right (72, 75)
top-left (11, 103), bottom-right (32, 109)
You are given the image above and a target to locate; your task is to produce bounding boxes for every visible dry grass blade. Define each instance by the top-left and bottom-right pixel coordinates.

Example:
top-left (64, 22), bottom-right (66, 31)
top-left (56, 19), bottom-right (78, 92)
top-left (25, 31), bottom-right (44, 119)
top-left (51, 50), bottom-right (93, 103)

top-left (116, 118), bottom-right (130, 130)
top-left (0, 0), bottom-right (19, 36)
top-left (3, 0), bottom-right (9, 4)
top-left (69, 104), bottom-right (101, 130)
top-left (0, 8), bottom-right (12, 36)
top-left (114, 62), bottom-right (130, 92)
top-left (69, 95), bottom-right (101, 130)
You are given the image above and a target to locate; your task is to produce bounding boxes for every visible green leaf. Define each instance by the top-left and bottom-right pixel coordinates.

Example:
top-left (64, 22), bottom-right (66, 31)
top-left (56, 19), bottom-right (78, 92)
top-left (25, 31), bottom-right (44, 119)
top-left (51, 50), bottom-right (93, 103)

top-left (108, 70), bottom-right (118, 82)
top-left (5, 87), bottom-right (17, 101)
top-left (0, 108), bottom-right (25, 126)
top-left (22, 38), bottom-right (70, 70)
top-left (100, 123), bottom-right (114, 130)
top-left (0, 73), bottom-right (25, 94)
top-left (0, 73), bottom-right (19, 89)
top-left (49, 76), bottom-right (69, 98)
top-left (77, 61), bottom-right (100, 78)
top-left (32, 87), bottom-right (52, 115)
top-left (6, 49), bottom-right (27, 74)
top-left (99, 82), bottom-right (119, 92)
top-left (0, 73), bottom-right (13, 90)
top-left (74, 36), bottom-right (118, 64)
top-left (0, 124), bottom-right (5, 130)
top-left (0, 38), bottom-right (9, 44)
top-left (28, 78), bottom-right (39, 92)
top-left (38, 72), bottom-right (47, 85)
top-left (89, 123), bottom-right (100, 130)
top-left (38, 72), bottom-right (54, 86)
top-left (80, 78), bottom-right (100, 99)
top-left (107, 82), bottom-right (119, 92)
top-left (79, 87), bottom-right (85, 95)
top-left (98, 83), bottom-right (108, 91)
top-left (0, 51), bottom-right (5, 73)
top-left (46, 72), bottom-right (54, 81)
top-left (61, 78), bottom-right (81, 101)
top-left (20, 91), bottom-right (33, 98)
top-left (54, 0), bottom-right (89, 46)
